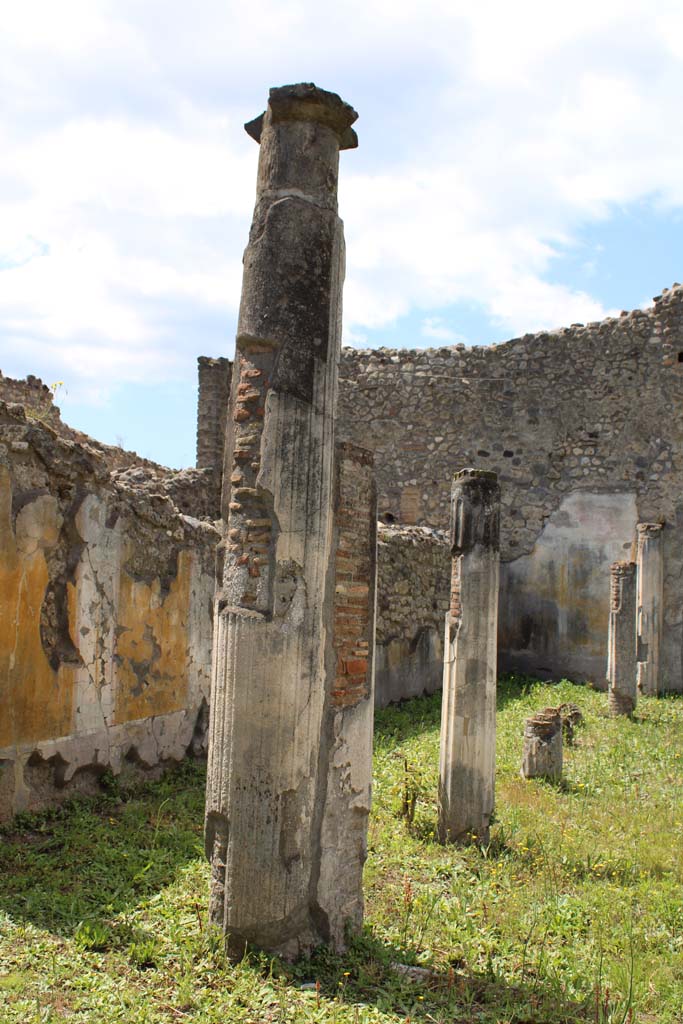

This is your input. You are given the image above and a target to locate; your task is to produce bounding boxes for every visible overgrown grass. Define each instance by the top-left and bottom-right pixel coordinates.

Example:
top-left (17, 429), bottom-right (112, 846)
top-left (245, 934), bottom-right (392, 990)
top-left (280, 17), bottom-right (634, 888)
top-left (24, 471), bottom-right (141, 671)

top-left (1, 677), bottom-right (682, 1022)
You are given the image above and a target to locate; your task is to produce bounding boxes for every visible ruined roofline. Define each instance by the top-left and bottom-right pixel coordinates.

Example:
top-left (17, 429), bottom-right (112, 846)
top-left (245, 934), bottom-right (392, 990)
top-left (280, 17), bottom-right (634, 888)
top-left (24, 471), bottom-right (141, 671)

top-left (341, 278), bottom-right (683, 362)
top-left (0, 368), bottom-right (176, 475)
top-left (0, 399), bottom-right (220, 537)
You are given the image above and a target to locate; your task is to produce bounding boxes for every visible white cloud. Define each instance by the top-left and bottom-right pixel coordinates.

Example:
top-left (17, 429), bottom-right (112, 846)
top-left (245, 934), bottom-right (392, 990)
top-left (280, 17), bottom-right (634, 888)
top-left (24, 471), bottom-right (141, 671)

top-left (421, 318), bottom-right (465, 343)
top-left (1, 0), bottom-right (682, 407)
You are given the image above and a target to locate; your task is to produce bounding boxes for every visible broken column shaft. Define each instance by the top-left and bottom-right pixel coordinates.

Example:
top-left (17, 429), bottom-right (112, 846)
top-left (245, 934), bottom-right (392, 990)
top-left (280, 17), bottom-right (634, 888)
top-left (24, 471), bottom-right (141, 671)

top-left (521, 708), bottom-right (563, 780)
top-left (607, 560), bottom-right (637, 716)
top-left (438, 469), bottom-right (500, 845)
top-left (204, 84), bottom-right (362, 958)
top-left (636, 523), bottom-right (663, 696)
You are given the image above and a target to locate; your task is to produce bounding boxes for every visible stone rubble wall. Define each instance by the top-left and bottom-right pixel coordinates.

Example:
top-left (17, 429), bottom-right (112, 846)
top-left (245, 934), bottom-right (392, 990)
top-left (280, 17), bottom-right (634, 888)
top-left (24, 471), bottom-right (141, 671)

top-left (0, 372), bottom-right (64, 430)
top-left (340, 285), bottom-right (683, 691)
top-left (375, 524), bottom-right (450, 706)
top-left (111, 465), bottom-right (219, 522)
top-left (0, 373), bottom-right (222, 521)
top-left (0, 372), bottom-right (158, 473)
top-left (0, 400), bottom-right (219, 821)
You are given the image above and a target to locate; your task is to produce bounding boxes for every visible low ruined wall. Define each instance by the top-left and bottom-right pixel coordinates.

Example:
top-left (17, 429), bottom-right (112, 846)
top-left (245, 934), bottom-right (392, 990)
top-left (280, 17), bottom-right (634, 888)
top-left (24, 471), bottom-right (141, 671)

top-left (341, 285), bottom-right (683, 690)
top-left (0, 372), bottom-right (63, 429)
top-left (375, 524), bottom-right (450, 706)
top-left (0, 401), bottom-right (219, 821)
top-left (0, 373), bottom-right (223, 517)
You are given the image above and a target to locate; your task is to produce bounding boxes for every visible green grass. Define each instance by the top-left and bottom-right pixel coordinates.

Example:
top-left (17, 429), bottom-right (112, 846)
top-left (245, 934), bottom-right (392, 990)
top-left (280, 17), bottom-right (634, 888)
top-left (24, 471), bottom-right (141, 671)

top-left (1, 677), bottom-right (682, 1022)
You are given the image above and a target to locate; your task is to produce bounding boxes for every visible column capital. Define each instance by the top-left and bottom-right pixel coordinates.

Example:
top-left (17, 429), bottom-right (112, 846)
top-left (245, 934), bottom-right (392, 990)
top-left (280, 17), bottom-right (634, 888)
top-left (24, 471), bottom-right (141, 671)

top-left (637, 522), bottom-right (664, 536)
top-left (450, 468), bottom-right (500, 554)
top-left (610, 560), bottom-right (637, 578)
top-left (245, 83), bottom-right (359, 150)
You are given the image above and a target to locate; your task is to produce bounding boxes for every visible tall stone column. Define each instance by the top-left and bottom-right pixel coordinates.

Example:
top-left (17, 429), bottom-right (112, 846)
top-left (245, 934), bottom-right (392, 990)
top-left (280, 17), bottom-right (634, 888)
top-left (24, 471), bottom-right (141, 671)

top-left (636, 522), bottom-right (663, 696)
top-left (438, 469), bottom-right (500, 845)
top-left (204, 84), bottom-right (359, 958)
top-left (607, 561), bottom-right (637, 716)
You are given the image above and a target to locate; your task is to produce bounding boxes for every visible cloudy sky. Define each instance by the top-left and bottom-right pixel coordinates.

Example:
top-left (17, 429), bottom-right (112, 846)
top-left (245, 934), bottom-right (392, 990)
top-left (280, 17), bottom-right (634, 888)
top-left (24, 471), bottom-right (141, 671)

top-left (1, 0), bottom-right (682, 467)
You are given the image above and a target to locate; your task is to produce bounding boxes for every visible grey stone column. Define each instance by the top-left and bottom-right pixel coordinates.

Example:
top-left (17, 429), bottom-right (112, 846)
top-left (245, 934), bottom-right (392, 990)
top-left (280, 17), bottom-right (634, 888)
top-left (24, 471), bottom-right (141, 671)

top-left (607, 560), bottom-right (637, 716)
top-left (636, 523), bottom-right (663, 696)
top-left (204, 84), bottom-right (359, 958)
top-left (196, 356), bottom-right (232, 517)
top-left (196, 356), bottom-right (232, 472)
top-left (438, 469), bottom-right (500, 845)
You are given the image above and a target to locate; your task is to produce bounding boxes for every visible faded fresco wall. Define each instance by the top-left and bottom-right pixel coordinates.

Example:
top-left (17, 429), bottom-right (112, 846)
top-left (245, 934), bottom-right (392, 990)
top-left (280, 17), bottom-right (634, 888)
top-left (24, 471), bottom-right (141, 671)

top-left (0, 400), bottom-right (218, 820)
top-left (340, 284), bottom-right (683, 691)
top-left (498, 491), bottom-right (638, 684)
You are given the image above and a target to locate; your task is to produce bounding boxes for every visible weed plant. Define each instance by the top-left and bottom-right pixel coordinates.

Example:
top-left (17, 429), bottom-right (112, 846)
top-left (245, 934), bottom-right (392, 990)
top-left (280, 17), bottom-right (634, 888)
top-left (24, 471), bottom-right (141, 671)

top-left (0, 676), bottom-right (681, 1022)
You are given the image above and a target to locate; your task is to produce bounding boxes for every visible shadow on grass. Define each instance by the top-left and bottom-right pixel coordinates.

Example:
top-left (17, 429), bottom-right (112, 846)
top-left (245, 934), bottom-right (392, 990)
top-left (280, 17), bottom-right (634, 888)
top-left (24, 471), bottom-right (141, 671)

top-left (0, 762), bottom-right (602, 1022)
top-left (280, 926), bottom-right (593, 1023)
top-left (0, 759), bottom-right (207, 935)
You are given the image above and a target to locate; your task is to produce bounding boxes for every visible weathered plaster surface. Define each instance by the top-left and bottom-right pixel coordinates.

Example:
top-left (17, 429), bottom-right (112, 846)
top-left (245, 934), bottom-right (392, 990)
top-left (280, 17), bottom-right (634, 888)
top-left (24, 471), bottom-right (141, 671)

top-left (499, 491), bottom-right (637, 684)
top-left (0, 467), bottom-right (74, 749)
top-left (0, 403), bottom-right (218, 820)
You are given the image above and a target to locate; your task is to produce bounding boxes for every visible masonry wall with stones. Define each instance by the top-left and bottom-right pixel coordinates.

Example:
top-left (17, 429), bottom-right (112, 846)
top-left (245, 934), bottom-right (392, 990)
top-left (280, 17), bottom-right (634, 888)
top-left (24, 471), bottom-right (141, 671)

top-left (339, 285), bottom-right (683, 692)
top-left (374, 524), bottom-right (450, 706)
top-left (0, 398), bottom-right (218, 821)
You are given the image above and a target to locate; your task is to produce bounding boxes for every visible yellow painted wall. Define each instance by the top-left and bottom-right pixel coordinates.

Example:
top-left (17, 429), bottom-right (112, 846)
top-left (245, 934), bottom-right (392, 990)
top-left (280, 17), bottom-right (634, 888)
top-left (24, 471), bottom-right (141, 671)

top-left (1, 467), bottom-right (195, 750)
top-left (114, 548), bottom-right (193, 724)
top-left (0, 465), bottom-right (75, 747)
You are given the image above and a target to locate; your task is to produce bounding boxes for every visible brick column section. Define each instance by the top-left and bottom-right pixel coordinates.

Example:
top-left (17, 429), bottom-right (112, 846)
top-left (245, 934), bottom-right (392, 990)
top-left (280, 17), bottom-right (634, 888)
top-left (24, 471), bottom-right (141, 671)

top-left (204, 83), bottom-right (359, 959)
top-left (438, 468), bottom-right (500, 845)
top-left (636, 523), bottom-right (664, 696)
top-left (316, 441), bottom-right (377, 946)
top-left (607, 560), bottom-right (638, 716)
